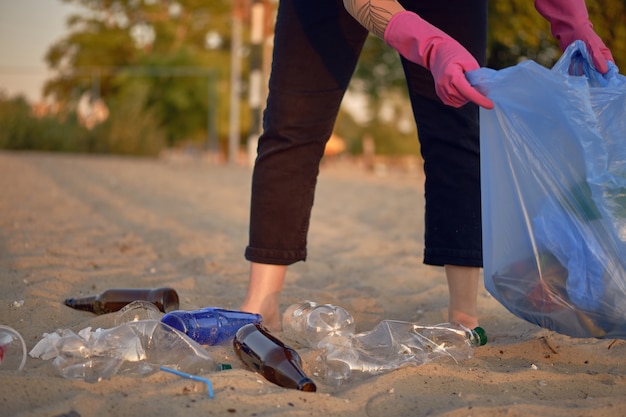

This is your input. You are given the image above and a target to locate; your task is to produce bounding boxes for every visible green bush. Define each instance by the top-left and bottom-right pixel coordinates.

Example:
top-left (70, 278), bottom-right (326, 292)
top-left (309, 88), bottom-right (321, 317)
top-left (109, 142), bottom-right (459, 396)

top-left (91, 82), bottom-right (167, 156)
top-left (0, 90), bottom-right (166, 156)
top-left (0, 94), bottom-right (89, 152)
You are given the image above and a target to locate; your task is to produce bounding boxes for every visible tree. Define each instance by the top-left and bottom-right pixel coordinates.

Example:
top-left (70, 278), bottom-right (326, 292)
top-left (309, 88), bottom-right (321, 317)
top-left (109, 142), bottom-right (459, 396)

top-left (45, 0), bottom-right (234, 149)
top-left (41, 0), bottom-right (625, 157)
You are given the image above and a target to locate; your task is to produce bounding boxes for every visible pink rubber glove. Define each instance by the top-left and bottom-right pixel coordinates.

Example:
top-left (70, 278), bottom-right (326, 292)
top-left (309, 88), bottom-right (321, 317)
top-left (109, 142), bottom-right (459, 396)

top-left (535, 0), bottom-right (614, 74)
top-left (384, 11), bottom-right (493, 109)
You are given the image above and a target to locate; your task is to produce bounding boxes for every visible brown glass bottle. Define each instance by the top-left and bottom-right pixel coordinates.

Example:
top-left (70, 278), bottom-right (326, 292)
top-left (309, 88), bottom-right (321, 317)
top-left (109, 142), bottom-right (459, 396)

top-left (64, 287), bottom-right (179, 315)
top-left (233, 323), bottom-right (316, 392)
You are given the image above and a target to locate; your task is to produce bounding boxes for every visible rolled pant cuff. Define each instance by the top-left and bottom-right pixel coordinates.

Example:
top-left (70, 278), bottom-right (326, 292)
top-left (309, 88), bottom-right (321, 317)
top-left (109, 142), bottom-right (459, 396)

top-left (244, 246), bottom-right (307, 266)
top-left (424, 248), bottom-right (483, 268)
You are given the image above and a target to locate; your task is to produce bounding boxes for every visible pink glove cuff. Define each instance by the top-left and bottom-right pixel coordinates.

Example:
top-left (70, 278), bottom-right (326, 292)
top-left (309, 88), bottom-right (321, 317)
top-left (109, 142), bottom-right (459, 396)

top-left (384, 11), bottom-right (493, 109)
top-left (384, 11), bottom-right (444, 69)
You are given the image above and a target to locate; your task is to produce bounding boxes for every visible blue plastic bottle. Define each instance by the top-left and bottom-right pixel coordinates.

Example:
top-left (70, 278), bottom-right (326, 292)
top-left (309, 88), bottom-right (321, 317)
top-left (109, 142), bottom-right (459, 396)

top-left (161, 307), bottom-right (263, 345)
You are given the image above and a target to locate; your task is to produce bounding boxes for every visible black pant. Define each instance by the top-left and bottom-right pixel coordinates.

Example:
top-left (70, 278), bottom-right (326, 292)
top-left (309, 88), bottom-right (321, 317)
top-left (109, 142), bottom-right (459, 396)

top-left (245, 0), bottom-right (487, 267)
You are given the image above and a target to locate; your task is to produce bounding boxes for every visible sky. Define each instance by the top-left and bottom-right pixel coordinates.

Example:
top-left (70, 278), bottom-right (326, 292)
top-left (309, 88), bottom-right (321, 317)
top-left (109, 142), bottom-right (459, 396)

top-left (0, 0), bottom-right (81, 102)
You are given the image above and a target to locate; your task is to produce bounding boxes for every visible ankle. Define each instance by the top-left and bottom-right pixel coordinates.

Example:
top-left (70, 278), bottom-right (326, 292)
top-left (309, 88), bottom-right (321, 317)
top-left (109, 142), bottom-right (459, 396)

top-left (449, 310), bottom-right (479, 330)
top-left (240, 301), bottom-right (282, 332)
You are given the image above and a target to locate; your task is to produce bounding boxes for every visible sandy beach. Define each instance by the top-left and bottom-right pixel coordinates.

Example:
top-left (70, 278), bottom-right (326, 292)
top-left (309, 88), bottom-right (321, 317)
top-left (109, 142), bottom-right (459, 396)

top-left (0, 150), bottom-right (624, 417)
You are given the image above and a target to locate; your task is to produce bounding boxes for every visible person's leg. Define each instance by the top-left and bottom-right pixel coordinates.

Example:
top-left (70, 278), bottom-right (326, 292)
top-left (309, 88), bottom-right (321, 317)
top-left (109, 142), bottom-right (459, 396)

top-left (401, 0), bottom-right (487, 328)
top-left (241, 0), bottom-right (368, 327)
top-left (240, 263), bottom-right (286, 331)
top-left (446, 265), bottom-right (480, 329)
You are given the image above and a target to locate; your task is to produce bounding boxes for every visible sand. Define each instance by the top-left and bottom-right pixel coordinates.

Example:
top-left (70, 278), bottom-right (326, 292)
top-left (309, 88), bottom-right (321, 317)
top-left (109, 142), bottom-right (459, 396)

top-left (0, 150), bottom-right (624, 417)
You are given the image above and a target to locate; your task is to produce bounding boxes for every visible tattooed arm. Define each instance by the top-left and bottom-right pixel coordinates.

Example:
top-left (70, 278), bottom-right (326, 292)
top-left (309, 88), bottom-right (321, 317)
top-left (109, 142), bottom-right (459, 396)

top-left (342, 0), bottom-right (405, 38)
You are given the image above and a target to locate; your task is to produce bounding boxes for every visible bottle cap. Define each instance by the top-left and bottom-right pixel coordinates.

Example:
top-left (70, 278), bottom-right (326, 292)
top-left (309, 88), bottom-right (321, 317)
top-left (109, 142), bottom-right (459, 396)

top-left (216, 363), bottom-right (232, 371)
top-left (473, 326), bottom-right (488, 346)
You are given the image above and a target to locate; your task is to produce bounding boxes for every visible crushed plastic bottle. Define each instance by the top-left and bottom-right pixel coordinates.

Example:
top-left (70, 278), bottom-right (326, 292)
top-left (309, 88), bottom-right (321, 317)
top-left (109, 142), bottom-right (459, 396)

top-left (29, 320), bottom-right (214, 382)
top-left (0, 325), bottom-right (27, 371)
top-left (315, 320), bottom-right (487, 385)
top-left (282, 301), bottom-right (355, 348)
top-left (280, 301), bottom-right (487, 386)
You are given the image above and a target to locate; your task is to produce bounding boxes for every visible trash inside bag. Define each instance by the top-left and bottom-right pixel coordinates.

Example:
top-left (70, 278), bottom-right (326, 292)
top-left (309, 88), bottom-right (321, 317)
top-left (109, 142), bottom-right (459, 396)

top-left (29, 320), bottom-right (215, 382)
top-left (468, 41), bottom-right (626, 339)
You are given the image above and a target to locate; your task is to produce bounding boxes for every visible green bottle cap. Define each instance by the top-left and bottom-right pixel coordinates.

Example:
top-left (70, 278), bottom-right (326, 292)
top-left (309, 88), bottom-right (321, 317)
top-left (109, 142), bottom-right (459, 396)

top-left (473, 326), bottom-right (488, 346)
top-left (216, 363), bottom-right (232, 371)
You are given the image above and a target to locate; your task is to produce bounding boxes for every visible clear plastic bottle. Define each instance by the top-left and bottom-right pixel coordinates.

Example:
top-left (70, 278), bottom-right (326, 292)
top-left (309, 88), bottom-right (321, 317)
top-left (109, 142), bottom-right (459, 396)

top-left (282, 301), bottom-right (355, 348)
top-left (161, 307), bottom-right (262, 345)
top-left (317, 320), bottom-right (487, 384)
top-left (0, 325), bottom-right (27, 371)
top-left (64, 287), bottom-right (180, 315)
top-left (32, 320), bottom-right (215, 382)
top-left (233, 323), bottom-right (316, 392)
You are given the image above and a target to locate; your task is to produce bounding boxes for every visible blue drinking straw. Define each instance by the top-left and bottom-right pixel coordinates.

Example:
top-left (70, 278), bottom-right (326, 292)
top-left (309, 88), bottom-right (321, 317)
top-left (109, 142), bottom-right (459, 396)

top-left (160, 366), bottom-right (214, 398)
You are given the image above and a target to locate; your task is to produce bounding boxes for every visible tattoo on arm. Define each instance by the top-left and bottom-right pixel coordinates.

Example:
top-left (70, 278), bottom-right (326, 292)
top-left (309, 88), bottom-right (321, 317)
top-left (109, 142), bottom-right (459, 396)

top-left (344, 0), bottom-right (399, 38)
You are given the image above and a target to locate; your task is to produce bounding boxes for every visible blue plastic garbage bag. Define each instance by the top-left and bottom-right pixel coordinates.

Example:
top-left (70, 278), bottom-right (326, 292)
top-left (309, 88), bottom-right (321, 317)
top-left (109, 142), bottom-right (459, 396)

top-left (467, 41), bottom-right (626, 339)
